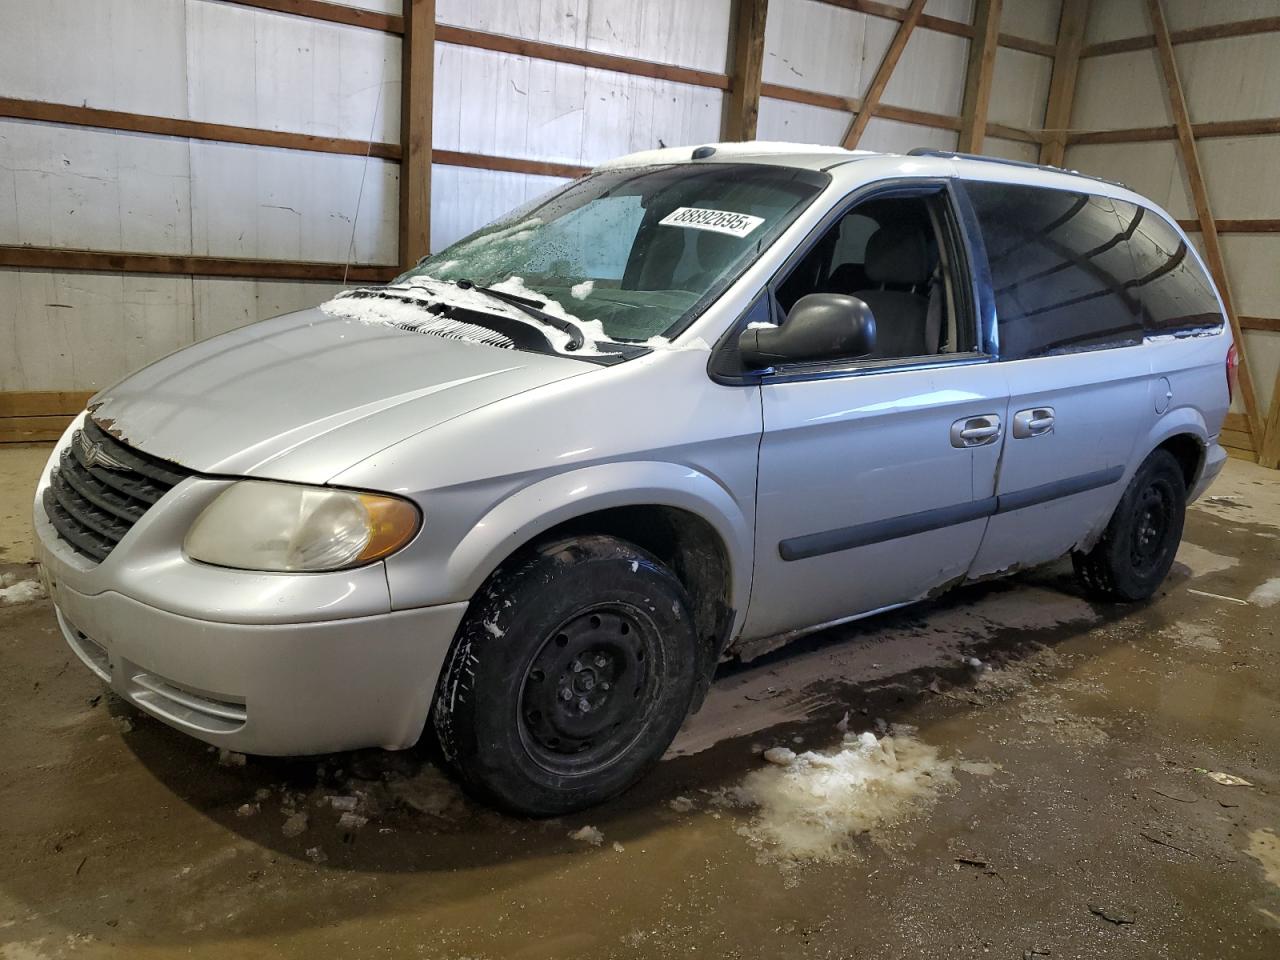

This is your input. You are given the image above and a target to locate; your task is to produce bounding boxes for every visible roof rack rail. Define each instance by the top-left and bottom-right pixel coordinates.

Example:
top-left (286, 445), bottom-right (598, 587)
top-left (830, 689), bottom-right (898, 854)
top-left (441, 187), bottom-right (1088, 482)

top-left (905, 148), bottom-right (1129, 190)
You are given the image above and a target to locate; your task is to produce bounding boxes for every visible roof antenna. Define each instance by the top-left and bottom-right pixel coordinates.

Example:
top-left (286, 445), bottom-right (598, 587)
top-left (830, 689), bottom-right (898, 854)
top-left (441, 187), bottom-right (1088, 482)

top-left (343, 64), bottom-right (387, 288)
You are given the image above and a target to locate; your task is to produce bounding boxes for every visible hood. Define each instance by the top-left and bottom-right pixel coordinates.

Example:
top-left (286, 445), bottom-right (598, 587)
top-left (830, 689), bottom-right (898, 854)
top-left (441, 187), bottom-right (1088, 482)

top-left (88, 308), bottom-right (591, 481)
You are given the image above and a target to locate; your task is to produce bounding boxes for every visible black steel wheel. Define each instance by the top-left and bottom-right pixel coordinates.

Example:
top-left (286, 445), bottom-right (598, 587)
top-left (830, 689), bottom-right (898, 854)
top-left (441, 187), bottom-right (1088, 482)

top-left (432, 535), bottom-right (698, 816)
top-left (1073, 449), bottom-right (1187, 602)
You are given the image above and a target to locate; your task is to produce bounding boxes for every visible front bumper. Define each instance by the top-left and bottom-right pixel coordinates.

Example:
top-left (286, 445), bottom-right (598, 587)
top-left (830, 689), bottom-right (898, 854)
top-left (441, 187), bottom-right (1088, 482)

top-left (33, 426), bottom-right (468, 756)
top-left (43, 574), bottom-right (466, 755)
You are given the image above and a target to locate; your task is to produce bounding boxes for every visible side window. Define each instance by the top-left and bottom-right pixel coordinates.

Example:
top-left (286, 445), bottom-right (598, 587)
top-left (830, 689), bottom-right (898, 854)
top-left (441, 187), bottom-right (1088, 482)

top-left (1112, 200), bottom-right (1224, 335)
top-left (964, 181), bottom-right (1143, 359)
top-left (773, 193), bottom-right (971, 362)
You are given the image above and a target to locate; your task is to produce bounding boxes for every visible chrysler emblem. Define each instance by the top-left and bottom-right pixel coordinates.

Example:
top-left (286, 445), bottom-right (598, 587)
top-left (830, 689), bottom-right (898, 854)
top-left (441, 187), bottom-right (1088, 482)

top-left (76, 430), bottom-right (128, 471)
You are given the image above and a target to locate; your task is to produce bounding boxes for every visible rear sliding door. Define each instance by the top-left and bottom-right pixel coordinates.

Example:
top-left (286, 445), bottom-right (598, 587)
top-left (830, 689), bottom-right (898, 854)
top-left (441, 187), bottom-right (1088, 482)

top-left (958, 180), bottom-right (1154, 576)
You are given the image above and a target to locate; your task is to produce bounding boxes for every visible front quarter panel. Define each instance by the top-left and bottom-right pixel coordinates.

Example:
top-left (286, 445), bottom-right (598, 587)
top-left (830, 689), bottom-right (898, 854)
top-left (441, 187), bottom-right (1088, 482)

top-left (331, 346), bottom-right (763, 636)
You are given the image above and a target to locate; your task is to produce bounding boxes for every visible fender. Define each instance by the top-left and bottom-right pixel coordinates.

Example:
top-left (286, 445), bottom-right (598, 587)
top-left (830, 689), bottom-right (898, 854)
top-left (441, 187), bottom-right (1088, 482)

top-left (1076, 404), bottom-right (1210, 552)
top-left (444, 460), bottom-right (755, 638)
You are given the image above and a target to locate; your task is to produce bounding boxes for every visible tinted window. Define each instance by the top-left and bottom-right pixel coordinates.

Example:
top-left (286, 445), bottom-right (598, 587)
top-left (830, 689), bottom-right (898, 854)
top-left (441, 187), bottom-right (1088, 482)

top-left (1112, 200), bottom-right (1223, 334)
top-left (964, 181), bottom-right (1142, 359)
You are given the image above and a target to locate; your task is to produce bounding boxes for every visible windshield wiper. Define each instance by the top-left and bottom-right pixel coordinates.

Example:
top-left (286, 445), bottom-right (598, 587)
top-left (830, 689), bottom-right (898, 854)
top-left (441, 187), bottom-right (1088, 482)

top-left (454, 279), bottom-right (585, 351)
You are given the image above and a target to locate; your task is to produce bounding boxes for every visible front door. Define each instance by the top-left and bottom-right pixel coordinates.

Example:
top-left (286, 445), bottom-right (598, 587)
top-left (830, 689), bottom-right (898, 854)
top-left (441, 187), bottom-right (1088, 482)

top-left (741, 181), bottom-right (1007, 642)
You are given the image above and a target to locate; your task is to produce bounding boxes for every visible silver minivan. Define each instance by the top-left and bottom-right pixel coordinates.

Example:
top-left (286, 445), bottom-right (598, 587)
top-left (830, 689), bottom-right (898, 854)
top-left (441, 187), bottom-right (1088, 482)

top-left (33, 143), bottom-right (1233, 814)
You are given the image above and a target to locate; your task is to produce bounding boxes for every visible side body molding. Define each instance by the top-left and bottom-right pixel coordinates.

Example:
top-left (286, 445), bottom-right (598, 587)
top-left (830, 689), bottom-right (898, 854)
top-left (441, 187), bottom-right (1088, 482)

top-left (444, 460), bottom-right (755, 637)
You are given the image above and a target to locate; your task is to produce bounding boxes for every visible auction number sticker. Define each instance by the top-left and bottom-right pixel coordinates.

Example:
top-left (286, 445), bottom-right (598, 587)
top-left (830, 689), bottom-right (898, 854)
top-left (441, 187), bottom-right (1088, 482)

top-left (658, 206), bottom-right (764, 238)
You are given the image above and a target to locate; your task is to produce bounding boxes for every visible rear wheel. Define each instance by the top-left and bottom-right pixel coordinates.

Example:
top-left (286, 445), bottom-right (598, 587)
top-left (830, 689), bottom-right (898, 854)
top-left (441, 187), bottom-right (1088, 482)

top-left (1072, 449), bottom-right (1186, 602)
top-left (432, 535), bottom-right (698, 816)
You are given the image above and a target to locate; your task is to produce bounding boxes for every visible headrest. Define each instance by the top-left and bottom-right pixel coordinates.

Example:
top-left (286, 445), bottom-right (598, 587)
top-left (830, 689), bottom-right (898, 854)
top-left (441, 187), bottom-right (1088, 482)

top-left (864, 222), bottom-right (930, 286)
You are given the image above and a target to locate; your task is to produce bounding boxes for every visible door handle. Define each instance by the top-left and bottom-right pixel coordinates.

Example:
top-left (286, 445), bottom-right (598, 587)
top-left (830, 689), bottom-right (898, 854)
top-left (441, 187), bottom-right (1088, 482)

top-left (950, 415), bottom-right (1002, 448)
top-left (1012, 407), bottom-right (1055, 439)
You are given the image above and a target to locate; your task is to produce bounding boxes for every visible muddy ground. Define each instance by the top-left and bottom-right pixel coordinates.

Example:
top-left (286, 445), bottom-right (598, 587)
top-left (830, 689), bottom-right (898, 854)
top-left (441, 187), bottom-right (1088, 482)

top-left (1, 452), bottom-right (1278, 959)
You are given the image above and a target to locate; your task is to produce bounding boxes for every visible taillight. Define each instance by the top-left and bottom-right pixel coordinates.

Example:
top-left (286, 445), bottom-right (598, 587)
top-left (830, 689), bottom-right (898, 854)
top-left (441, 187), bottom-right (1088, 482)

top-left (1226, 342), bottom-right (1240, 404)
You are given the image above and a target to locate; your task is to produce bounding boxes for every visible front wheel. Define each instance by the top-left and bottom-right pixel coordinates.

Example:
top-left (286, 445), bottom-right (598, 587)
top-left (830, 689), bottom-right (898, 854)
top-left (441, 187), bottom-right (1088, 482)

top-left (1072, 449), bottom-right (1187, 602)
top-left (432, 535), bottom-right (698, 816)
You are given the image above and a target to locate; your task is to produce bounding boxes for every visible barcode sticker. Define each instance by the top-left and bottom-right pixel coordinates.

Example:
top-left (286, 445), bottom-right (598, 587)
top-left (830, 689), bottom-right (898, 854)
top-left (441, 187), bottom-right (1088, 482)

top-left (658, 206), bottom-right (765, 238)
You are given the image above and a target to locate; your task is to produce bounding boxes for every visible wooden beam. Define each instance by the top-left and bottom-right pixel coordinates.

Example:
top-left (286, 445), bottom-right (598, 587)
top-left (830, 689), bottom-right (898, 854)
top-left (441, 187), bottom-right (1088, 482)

top-left (1081, 16), bottom-right (1280, 58)
top-left (1263, 372), bottom-right (1280, 468)
top-left (0, 416), bottom-right (75, 444)
top-left (0, 97), bottom-right (401, 160)
top-left (399, 0), bottom-right (434, 268)
top-left (722, 0), bottom-right (770, 141)
top-left (0, 391), bottom-right (94, 419)
top-left (0, 246), bottom-right (397, 283)
top-left (1146, 0), bottom-right (1265, 449)
top-left (221, 0), bottom-right (403, 33)
top-left (436, 25), bottom-right (730, 90)
top-left (1240, 316), bottom-right (1280, 333)
top-left (434, 150), bottom-right (588, 180)
top-left (841, 0), bottom-right (928, 148)
top-left (1039, 0), bottom-right (1089, 166)
top-left (998, 33), bottom-right (1056, 58)
top-left (1223, 412), bottom-right (1250, 434)
top-left (1177, 219), bottom-right (1280, 234)
top-left (958, 0), bottom-right (1003, 153)
top-left (1068, 116), bottom-right (1280, 145)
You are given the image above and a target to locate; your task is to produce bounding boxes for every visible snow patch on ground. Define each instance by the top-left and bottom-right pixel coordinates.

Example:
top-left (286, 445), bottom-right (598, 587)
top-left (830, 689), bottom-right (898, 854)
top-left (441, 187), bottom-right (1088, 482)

top-left (1247, 577), bottom-right (1280, 607)
top-left (718, 731), bottom-right (956, 862)
top-left (0, 575), bottom-right (44, 605)
top-left (569, 825), bottom-right (604, 846)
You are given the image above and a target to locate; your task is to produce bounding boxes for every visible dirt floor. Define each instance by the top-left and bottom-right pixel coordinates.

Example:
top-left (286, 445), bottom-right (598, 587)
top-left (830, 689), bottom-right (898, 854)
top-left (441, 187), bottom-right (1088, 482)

top-left (2, 447), bottom-right (1278, 959)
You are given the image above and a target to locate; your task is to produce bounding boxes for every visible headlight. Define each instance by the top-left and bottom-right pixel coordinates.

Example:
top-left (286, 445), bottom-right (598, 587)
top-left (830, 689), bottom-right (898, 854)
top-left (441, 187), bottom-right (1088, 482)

top-left (184, 480), bottom-right (420, 572)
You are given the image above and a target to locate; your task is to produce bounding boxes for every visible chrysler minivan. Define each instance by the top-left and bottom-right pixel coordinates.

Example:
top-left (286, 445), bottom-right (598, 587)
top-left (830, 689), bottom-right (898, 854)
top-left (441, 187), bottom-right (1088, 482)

top-left (34, 143), bottom-right (1233, 815)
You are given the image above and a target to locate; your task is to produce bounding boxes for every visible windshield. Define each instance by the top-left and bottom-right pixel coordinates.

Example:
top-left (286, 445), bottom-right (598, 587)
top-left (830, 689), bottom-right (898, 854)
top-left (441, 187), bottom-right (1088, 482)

top-left (394, 163), bottom-right (828, 346)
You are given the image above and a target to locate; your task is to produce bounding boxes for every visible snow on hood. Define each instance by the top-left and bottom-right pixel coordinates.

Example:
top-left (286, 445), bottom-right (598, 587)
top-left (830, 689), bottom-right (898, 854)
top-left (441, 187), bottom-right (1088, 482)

top-left (320, 275), bottom-right (643, 357)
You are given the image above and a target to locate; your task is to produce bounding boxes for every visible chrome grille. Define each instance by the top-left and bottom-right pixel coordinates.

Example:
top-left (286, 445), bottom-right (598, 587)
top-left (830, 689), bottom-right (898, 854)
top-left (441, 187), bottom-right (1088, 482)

top-left (43, 420), bottom-right (191, 562)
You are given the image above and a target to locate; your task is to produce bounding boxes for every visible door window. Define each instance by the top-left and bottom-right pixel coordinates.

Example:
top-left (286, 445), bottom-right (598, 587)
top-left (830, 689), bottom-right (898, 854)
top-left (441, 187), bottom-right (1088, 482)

top-left (773, 192), bottom-right (973, 362)
top-left (963, 181), bottom-right (1143, 359)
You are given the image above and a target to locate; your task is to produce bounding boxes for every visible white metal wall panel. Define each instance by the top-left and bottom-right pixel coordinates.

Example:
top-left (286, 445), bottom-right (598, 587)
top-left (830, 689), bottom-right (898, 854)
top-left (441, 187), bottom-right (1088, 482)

top-left (861, 117), bottom-right (958, 154)
top-left (432, 44), bottom-right (723, 166)
top-left (336, 0), bottom-right (403, 13)
top-left (185, 0), bottom-right (402, 143)
top-left (988, 48), bottom-right (1052, 130)
top-left (762, 0), bottom-right (870, 99)
top-left (1243, 331), bottom-right (1280, 418)
top-left (0, 0), bottom-right (190, 119)
top-left (1176, 36), bottom-right (1280, 125)
top-left (189, 142), bottom-right (398, 265)
top-left (0, 269), bottom-right (195, 392)
top-left (193, 278), bottom-right (347, 340)
top-left (1001, 0), bottom-right (1061, 45)
top-left (434, 0), bottom-right (733, 72)
top-left (430, 165), bottom-right (568, 252)
top-left (1165, 0), bottom-right (1280, 31)
top-left (983, 136), bottom-right (1038, 163)
top-left (0, 121), bottom-right (194, 256)
top-left (1083, 0), bottom-right (1145, 44)
top-left (756, 97), bottom-right (851, 145)
top-left (1197, 138), bottom-right (1280, 221)
top-left (1063, 141), bottom-right (1192, 218)
top-left (880, 27), bottom-right (968, 116)
top-left (1070, 50), bottom-right (1171, 131)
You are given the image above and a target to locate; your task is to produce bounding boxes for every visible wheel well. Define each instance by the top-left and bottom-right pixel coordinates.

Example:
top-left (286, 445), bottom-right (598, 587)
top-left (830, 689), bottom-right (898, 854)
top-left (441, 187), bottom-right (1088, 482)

top-left (1156, 433), bottom-right (1204, 491)
top-left (529, 506), bottom-right (734, 696)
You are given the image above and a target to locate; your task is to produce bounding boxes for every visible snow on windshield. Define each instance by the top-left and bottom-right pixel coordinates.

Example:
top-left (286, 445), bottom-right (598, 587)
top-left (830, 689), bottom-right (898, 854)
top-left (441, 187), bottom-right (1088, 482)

top-left (320, 275), bottom-right (626, 356)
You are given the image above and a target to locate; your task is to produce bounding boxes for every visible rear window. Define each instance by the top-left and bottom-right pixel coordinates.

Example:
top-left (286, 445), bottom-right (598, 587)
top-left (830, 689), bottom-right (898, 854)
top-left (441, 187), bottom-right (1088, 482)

top-left (1112, 199), bottom-right (1224, 335)
top-left (962, 181), bottom-right (1142, 359)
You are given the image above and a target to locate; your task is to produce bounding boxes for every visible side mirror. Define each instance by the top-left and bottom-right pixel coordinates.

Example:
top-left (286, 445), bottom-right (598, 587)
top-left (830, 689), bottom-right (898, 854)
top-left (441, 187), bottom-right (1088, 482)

top-left (738, 293), bottom-right (877, 368)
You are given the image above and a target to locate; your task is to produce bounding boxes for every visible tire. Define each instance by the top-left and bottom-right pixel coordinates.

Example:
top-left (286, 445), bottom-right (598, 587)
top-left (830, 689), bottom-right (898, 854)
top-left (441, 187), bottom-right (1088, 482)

top-left (432, 534), bottom-right (698, 816)
top-left (1072, 449), bottom-right (1187, 602)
